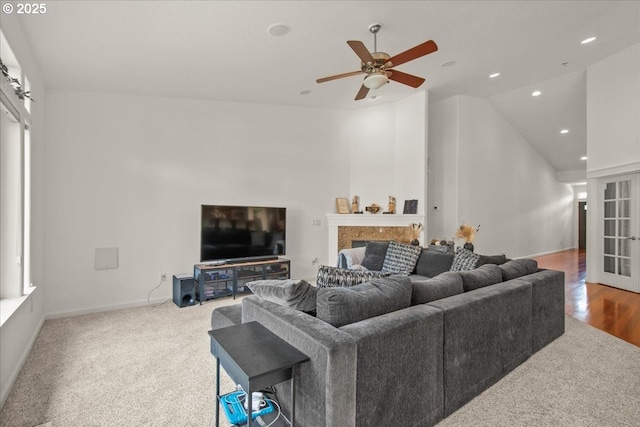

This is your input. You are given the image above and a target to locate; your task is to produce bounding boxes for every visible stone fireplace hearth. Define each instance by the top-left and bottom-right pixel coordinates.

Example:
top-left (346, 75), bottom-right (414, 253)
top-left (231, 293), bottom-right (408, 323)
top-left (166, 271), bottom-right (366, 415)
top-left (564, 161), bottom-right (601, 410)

top-left (326, 213), bottom-right (425, 266)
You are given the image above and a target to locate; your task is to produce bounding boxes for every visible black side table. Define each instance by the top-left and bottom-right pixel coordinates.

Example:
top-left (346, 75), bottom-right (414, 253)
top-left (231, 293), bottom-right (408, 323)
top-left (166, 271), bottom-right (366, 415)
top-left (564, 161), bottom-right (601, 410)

top-left (209, 321), bottom-right (309, 427)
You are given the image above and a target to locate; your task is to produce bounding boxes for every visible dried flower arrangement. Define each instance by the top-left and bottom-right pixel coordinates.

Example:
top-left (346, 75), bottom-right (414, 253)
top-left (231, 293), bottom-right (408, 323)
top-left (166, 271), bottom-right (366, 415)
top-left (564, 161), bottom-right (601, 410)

top-left (455, 223), bottom-right (480, 243)
top-left (409, 223), bottom-right (424, 241)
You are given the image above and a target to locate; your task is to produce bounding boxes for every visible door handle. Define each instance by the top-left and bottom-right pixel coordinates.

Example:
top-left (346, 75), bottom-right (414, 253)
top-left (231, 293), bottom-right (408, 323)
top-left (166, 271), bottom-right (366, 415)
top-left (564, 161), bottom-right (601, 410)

top-left (625, 236), bottom-right (637, 240)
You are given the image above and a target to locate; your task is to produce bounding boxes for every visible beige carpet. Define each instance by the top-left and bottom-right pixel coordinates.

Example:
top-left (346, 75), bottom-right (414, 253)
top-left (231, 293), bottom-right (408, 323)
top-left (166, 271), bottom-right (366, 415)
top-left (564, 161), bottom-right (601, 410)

top-left (1, 298), bottom-right (639, 427)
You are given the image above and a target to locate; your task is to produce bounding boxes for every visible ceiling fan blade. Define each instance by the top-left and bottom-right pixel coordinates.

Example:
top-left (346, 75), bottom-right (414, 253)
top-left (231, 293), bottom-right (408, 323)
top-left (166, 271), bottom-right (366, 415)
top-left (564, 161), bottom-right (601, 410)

top-left (388, 69), bottom-right (425, 88)
top-left (347, 40), bottom-right (375, 64)
top-left (388, 40), bottom-right (438, 67)
top-left (316, 70), bottom-right (363, 84)
top-left (355, 85), bottom-right (370, 100)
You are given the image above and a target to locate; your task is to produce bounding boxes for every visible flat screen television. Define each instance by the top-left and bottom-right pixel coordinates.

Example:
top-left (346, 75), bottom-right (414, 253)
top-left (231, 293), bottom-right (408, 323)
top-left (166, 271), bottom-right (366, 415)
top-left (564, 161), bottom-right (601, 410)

top-left (200, 205), bottom-right (286, 262)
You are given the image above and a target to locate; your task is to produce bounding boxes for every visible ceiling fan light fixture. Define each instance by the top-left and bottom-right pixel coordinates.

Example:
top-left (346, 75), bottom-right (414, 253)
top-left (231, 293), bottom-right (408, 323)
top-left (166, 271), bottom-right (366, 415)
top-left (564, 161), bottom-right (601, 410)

top-left (363, 72), bottom-right (388, 89)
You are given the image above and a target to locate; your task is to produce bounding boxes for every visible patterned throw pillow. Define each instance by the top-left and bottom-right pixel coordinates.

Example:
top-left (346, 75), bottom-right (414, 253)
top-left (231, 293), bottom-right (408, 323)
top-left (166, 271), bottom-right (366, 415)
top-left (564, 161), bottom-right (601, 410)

top-left (316, 265), bottom-right (391, 288)
top-left (381, 241), bottom-right (423, 275)
top-left (450, 247), bottom-right (481, 272)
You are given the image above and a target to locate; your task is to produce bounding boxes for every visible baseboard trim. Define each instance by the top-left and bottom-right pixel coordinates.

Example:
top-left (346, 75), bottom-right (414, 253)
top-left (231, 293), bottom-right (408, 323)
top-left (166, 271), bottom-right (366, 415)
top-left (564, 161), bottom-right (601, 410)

top-left (523, 247), bottom-right (576, 259)
top-left (45, 295), bottom-right (173, 320)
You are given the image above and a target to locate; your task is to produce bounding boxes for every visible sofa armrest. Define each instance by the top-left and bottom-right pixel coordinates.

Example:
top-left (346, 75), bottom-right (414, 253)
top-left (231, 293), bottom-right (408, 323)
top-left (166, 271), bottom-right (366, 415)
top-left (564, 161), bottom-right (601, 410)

top-left (518, 269), bottom-right (565, 351)
top-left (241, 296), bottom-right (357, 427)
top-left (339, 305), bottom-right (444, 427)
top-left (427, 280), bottom-right (532, 417)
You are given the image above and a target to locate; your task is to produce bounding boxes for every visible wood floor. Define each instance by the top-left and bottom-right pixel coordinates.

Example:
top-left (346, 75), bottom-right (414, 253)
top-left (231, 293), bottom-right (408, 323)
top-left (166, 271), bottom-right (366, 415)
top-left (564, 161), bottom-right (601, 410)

top-left (533, 249), bottom-right (640, 347)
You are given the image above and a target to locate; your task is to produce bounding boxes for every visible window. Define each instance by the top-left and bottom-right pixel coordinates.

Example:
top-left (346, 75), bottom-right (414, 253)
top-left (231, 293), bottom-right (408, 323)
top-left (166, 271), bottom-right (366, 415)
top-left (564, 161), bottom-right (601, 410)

top-left (0, 30), bottom-right (32, 302)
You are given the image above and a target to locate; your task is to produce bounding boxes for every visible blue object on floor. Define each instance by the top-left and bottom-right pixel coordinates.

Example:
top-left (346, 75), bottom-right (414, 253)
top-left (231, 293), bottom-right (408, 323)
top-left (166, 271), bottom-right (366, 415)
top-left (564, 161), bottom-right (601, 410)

top-left (220, 391), bottom-right (275, 425)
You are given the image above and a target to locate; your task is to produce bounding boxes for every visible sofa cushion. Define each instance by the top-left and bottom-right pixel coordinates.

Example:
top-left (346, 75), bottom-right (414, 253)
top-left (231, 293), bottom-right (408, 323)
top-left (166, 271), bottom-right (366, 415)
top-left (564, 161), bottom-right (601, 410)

top-left (381, 241), bottom-right (423, 275)
top-left (458, 264), bottom-right (503, 292)
top-left (475, 253), bottom-right (508, 268)
top-left (360, 241), bottom-right (390, 271)
top-left (410, 271), bottom-right (464, 304)
top-left (316, 265), bottom-right (391, 288)
top-left (499, 259), bottom-right (539, 281)
top-left (316, 276), bottom-right (412, 327)
top-left (450, 247), bottom-right (481, 272)
top-left (247, 279), bottom-right (317, 312)
top-left (414, 250), bottom-right (455, 277)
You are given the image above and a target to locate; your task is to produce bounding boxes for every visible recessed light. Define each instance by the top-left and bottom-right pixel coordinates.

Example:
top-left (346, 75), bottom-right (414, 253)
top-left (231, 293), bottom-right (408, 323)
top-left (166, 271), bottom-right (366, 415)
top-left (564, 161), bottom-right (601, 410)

top-left (299, 89), bottom-right (311, 95)
top-left (489, 73), bottom-right (500, 78)
top-left (441, 60), bottom-right (456, 67)
top-left (369, 95), bottom-right (379, 101)
top-left (532, 90), bottom-right (541, 97)
top-left (581, 156), bottom-right (588, 160)
top-left (267, 23), bottom-right (290, 36)
top-left (560, 129), bottom-right (569, 134)
top-left (581, 36), bottom-right (596, 45)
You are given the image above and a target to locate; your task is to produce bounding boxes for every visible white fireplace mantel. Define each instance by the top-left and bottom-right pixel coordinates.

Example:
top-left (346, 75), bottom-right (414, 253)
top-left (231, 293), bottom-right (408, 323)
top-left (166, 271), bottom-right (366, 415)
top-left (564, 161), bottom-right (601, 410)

top-left (326, 213), bottom-right (425, 266)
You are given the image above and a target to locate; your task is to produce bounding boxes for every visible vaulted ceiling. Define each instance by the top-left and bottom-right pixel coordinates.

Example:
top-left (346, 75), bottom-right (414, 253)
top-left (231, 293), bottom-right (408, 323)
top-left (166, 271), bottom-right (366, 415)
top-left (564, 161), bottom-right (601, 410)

top-left (10, 1), bottom-right (640, 176)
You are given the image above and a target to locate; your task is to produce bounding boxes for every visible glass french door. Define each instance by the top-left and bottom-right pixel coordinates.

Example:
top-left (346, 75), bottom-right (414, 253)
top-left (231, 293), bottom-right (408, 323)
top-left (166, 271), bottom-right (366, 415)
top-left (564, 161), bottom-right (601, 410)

top-left (599, 174), bottom-right (639, 293)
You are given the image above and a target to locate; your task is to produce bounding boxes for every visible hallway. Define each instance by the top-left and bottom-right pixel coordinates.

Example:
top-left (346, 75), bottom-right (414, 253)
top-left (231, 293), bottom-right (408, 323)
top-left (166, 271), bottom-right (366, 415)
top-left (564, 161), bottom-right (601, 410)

top-left (534, 249), bottom-right (640, 347)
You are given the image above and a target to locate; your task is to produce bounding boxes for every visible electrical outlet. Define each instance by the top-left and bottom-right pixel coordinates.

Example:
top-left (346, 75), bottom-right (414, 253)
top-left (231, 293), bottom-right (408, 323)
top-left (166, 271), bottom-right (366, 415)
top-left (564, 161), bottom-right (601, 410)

top-left (160, 273), bottom-right (167, 282)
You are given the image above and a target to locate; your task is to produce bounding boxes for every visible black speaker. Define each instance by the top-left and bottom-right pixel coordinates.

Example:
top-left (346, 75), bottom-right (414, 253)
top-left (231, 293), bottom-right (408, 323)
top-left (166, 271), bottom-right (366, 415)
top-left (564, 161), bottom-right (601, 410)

top-left (173, 274), bottom-right (195, 308)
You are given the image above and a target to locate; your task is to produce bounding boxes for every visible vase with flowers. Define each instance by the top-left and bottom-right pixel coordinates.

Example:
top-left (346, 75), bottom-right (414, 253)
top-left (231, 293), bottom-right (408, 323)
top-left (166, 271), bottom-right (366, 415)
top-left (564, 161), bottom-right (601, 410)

top-left (455, 223), bottom-right (480, 252)
top-left (408, 223), bottom-right (424, 246)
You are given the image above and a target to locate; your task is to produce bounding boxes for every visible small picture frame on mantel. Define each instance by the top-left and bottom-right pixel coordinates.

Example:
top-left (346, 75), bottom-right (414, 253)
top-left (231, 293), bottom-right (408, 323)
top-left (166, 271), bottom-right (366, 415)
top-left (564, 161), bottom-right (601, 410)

top-left (403, 199), bottom-right (418, 214)
top-left (336, 198), bottom-right (350, 214)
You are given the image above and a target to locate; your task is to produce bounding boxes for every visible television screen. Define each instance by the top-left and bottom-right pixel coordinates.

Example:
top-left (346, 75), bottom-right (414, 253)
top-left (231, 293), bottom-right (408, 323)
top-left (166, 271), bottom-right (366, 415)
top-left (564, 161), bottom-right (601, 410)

top-left (200, 205), bottom-right (286, 262)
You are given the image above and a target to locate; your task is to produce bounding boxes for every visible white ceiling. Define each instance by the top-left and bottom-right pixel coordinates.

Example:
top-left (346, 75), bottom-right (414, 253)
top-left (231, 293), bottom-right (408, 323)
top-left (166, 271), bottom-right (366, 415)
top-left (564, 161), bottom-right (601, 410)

top-left (10, 1), bottom-right (640, 175)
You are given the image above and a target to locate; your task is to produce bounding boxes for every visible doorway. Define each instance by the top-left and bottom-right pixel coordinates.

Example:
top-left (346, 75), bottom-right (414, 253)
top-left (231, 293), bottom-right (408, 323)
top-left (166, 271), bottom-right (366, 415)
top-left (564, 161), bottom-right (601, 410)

top-left (597, 173), bottom-right (639, 293)
top-left (578, 201), bottom-right (587, 250)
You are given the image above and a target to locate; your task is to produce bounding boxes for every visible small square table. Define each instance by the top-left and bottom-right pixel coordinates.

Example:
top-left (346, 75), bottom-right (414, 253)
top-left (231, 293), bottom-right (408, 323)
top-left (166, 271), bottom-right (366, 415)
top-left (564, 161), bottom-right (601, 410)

top-left (209, 321), bottom-right (309, 427)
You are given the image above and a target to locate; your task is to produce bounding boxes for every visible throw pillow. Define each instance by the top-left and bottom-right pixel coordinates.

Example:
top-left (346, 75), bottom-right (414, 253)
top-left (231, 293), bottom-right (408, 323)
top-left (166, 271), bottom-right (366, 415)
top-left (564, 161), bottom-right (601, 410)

top-left (458, 264), bottom-right (503, 292)
top-left (499, 259), bottom-right (539, 281)
top-left (410, 271), bottom-right (464, 305)
top-left (316, 276), bottom-right (412, 327)
top-left (475, 253), bottom-right (508, 268)
top-left (381, 241), bottom-right (422, 275)
top-left (450, 247), bottom-right (481, 272)
top-left (414, 250), bottom-right (456, 278)
top-left (316, 265), bottom-right (391, 288)
top-left (246, 279), bottom-right (317, 312)
top-left (360, 241), bottom-right (390, 271)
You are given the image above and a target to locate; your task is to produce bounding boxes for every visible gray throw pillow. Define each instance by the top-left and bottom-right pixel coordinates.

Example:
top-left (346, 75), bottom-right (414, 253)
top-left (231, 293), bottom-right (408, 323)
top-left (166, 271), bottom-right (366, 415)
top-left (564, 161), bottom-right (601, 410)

top-left (499, 259), bottom-right (539, 281)
top-left (381, 241), bottom-right (423, 275)
top-left (414, 250), bottom-right (456, 278)
top-left (316, 276), bottom-right (412, 327)
top-left (410, 271), bottom-right (464, 304)
top-left (247, 279), bottom-right (317, 312)
top-left (316, 265), bottom-right (391, 288)
top-left (475, 253), bottom-right (508, 268)
top-left (360, 241), bottom-right (390, 271)
top-left (450, 247), bottom-right (481, 272)
top-left (458, 264), bottom-right (503, 292)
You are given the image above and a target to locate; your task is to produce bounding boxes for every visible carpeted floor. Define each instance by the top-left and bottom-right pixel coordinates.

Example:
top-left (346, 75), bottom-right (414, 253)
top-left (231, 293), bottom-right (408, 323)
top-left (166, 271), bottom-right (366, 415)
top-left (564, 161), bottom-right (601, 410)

top-left (1, 298), bottom-right (639, 427)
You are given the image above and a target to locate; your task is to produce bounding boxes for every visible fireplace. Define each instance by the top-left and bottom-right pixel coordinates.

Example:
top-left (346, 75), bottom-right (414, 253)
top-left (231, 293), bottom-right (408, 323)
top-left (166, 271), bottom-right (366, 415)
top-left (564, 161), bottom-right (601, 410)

top-left (326, 214), bottom-right (425, 266)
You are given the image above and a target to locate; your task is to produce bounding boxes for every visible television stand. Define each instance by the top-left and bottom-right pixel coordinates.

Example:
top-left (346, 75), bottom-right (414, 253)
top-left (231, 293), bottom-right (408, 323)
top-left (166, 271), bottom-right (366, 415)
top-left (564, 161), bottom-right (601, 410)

top-left (194, 258), bottom-right (290, 304)
top-left (227, 255), bottom-right (279, 264)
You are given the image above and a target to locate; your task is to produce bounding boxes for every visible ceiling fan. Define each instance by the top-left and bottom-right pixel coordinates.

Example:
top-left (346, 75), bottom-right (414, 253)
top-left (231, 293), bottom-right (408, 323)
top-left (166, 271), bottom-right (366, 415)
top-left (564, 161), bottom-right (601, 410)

top-left (316, 23), bottom-right (438, 100)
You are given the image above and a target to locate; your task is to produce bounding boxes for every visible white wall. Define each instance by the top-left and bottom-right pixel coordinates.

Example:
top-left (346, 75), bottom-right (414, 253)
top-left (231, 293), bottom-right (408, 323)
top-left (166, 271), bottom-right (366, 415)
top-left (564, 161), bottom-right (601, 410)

top-left (44, 90), bottom-right (351, 316)
top-left (429, 95), bottom-right (574, 257)
top-left (0, 15), bottom-right (47, 409)
top-left (347, 92), bottom-right (428, 215)
top-left (587, 42), bottom-right (640, 176)
top-left (585, 42), bottom-right (640, 282)
top-left (427, 96), bottom-right (459, 242)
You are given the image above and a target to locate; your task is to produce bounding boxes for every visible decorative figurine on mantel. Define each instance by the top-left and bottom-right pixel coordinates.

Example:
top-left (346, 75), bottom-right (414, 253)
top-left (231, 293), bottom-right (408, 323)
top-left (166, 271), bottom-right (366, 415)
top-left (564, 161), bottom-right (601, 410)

top-left (365, 203), bottom-right (381, 214)
top-left (352, 195), bottom-right (363, 214)
top-left (384, 196), bottom-right (396, 214)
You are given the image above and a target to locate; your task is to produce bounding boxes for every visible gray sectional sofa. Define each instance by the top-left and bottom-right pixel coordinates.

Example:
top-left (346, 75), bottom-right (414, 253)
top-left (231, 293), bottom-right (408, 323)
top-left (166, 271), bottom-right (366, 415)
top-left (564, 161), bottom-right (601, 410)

top-left (210, 248), bottom-right (565, 426)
